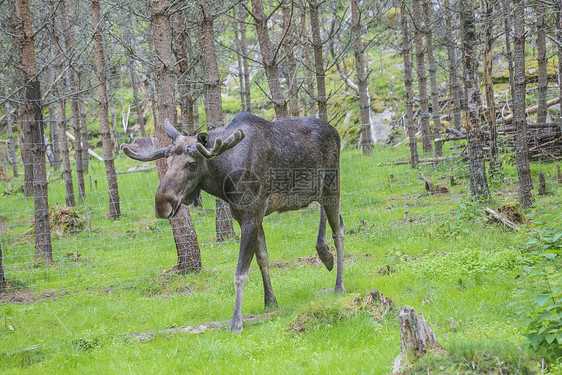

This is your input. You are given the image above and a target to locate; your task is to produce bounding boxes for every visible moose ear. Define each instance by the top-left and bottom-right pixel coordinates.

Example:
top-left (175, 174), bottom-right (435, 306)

top-left (197, 132), bottom-right (209, 146)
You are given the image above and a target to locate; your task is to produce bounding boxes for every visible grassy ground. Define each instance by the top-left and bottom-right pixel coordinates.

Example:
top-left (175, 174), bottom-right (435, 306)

top-left (0, 141), bottom-right (561, 374)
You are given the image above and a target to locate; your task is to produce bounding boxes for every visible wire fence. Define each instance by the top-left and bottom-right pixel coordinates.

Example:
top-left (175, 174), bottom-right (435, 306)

top-left (0, 69), bottom-right (561, 303)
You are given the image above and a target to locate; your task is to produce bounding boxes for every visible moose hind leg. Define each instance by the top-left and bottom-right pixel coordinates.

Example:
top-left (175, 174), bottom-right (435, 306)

top-left (229, 222), bottom-right (257, 332)
top-left (323, 204), bottom-right (344, 293)
top-left (315, 206), bottom-right (334, 271)
top-left (255, 224), bottom-right (278, 308)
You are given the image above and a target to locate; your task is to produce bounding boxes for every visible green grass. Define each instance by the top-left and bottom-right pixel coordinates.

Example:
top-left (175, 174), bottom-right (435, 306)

top-left (1, 142), bottom-right (561, 374)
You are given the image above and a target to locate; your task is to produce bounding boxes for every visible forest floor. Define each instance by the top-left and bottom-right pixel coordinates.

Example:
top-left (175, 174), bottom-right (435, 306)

top-left (0, 142), bottom-right (561, 374)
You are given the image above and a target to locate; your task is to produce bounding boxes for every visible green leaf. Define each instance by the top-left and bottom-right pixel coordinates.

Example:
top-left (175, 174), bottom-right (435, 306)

top-left (536, 294), bottom-right (551, 307)
top-left (545, 334), bottom-right (556, 344)
top-left (523, 333), bottom-right (544, 348)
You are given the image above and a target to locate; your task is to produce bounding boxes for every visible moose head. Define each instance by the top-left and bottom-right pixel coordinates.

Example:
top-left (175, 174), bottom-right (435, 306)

top-left (121, 119), bottom-right (245, 219)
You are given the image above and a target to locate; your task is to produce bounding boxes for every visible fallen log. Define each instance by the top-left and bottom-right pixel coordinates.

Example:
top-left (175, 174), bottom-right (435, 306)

top-left (125, 312), bottom-right (279, 342)
top-left (382, 156), bottom-right (457, 166)
top-left (498, 97), bottom-right (560, 123)
top-left (484, 207), bottom-right (521, 231)
top-left (65, 131), bottom-right (103, 161)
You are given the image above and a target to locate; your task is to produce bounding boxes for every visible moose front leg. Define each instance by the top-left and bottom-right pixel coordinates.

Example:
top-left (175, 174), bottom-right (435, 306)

top-left (230, 221), bottom-right (258, 332)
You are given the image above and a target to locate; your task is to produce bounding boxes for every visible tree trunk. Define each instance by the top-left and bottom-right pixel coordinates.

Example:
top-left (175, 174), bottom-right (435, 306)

top-left (0, 242), bottom-right (5, 290)
top-left (483, 0), bottom-right (501, 175)
top-left (401, 2), bottom-right (419, 169)
top-left (513, 0), bottom-right (533, 208)
top-left (233, 10), bottom-right (246, 115)
top-left (309, 0), bottom-right (327, 122)
top-left (351, 0), bottom-right (372, 155)
top-left (52, 16), bottom-right (76, 207)
top-left (173, 12), bottom-right (197, 136)
top-left (196, 0), bottom-right (236, 241)
top-left (128, 57), bottom-right (146, 137)
top-left (104, 43), bottom-right (119, 157)
top-left (502, 0), bottom-right (516, 104)
top-left (79, 90), bottom-right (89, 172)
top-left (413, 0), bottom-right (432, 155)
top-left (462, 0), bottom-right (489, 201)
top-left (444, 0), bottom-right (462, 131)
top-left (250, 0), bottom-right (288, 119)
top-left (90, 0), bottom-right (121, 219)
top-left (282, 2), bottom-right (301, 118)
top-left (15, 0), bottom-right (53, 263)
top-left (62, 0), bottom-right (85, 200)
top-left (47, 65), bottom-right (60, 170)
top-left (0, 45), bottom-right (19, 178)
top-left (559, 0), bottom-right (562, 121)
top-left (536, 0), bottom-right (547, 124)
top-left (150, 0), bottom-right (202, 272)
top-left (423, 0), bottom-right (442, 157)
top-left (238, 3), bottom-right (252, 113)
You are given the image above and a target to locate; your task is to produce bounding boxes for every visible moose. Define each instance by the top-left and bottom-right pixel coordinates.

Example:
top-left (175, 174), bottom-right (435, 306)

top-left (122, 113), bottom-right (344, 332)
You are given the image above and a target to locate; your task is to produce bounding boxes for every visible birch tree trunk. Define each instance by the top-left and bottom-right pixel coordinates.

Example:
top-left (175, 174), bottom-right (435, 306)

top-left (461, 0), bottom-right (490, 200)
top-left (250, 0), bottom-right (288, 119)
top-left (513, 0), bottom-right (534, 208)
top-left (15, 0), bottom-right (53, 263)
top-left (351, 0), bottom-right (372, 155)
top-left (90, 0), bottom-right (121, 219)
top-left (150, 0), bottom-right (202, 272)
top-left (413, 0), bottom-right (432, 155)
top-left (483, 0), bottom-right (501, 175)
top-left (423, 0), bottom-right (442, 157)
top-left (401, 1), bottom-right (418, 169)
top-left (196, 0), bottom-right (236, 241)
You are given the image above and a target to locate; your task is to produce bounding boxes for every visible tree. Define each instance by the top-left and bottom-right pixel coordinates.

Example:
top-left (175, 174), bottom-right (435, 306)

top-left (51, 5), bottom-right (76, 207)
top-left (423, 0), bottom-right (442, 157)
top-left (249, 0), bottom-right (288, 119)
top-left (401, 1), bottom-right (419, 168)
top-left (0, 241), bottom-right (5, 290)
top-left (282, 1), bottom-right (300, 118)
top-left (308, 0), bottom-right (327, 122)
top-left (150, 0), bottom-right (202, 272)
top-left (14, 0), bottom-right (53, 263)
top-left (236, 2), bottom-right (252, 113)
top-left (461, 0), bottom-right (489, 200)
top-left (443, 0), bottom-right (462, 131)
top-left (62, 0), bottom-right (85, 200)
top-left (412, 0), bottom-right (432, 155)
top-left (350, 0), bottom-right (373, 155)
top-left (483, 0), bottom-right (501, 175)
top-left (90, 0), bottom-right (121, 218)
top-left (196, 0), bottom-right (236, 241)
top-left (536, 0), bottom-right (547, 124)
top-left (513, 0), bottom-right (533, 208)
top-left (0, 40), bottom-right (19, 178)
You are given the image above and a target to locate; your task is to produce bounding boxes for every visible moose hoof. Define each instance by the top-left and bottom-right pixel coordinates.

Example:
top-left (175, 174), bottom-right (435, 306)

top-left (334, 283), bottom-right (345, 294)
top-left (229, 319), bottom-right (243, 333)
top-left (316, 243), bottom-right (334, 271)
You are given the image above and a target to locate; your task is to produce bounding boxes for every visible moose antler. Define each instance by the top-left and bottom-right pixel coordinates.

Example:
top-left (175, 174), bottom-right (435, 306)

top-left (196, 129), bottom-right (245, 159)
top-left (121, 137), bottom-right (170, 161)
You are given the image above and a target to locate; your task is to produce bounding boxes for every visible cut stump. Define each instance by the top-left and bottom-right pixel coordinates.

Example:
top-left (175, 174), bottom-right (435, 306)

top-left (392, 306), bottom-right (443, 374)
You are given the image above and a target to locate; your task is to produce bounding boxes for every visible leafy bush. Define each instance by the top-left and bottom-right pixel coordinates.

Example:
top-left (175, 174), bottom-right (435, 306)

top-left (518, 214), bottom-right (562, 359)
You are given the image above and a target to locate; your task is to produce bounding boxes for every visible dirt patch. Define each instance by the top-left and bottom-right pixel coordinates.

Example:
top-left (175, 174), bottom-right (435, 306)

top-left (1, 283), bottom-right (58, 304)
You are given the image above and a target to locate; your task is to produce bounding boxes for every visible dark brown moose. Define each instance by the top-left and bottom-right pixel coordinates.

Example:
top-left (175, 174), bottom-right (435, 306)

top-left (122, 113), bottom-right (345, 332)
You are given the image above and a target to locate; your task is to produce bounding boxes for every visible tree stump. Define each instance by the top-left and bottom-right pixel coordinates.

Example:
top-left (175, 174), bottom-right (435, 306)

top-left (538, 172), bottom-right (547, 195)
top-left (392, 306), bottom-right (442, 373)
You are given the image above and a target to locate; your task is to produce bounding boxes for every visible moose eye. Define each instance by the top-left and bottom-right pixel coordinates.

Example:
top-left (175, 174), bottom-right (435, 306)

top-left (188, 161), bottom-right (197, 167)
